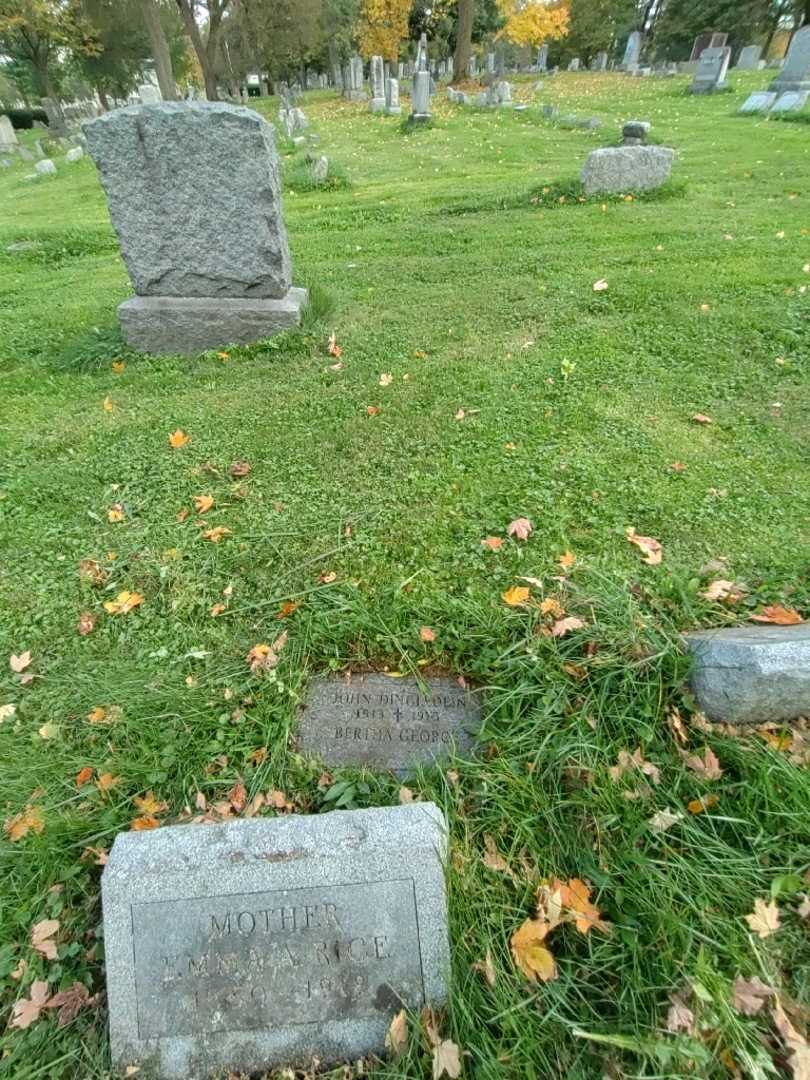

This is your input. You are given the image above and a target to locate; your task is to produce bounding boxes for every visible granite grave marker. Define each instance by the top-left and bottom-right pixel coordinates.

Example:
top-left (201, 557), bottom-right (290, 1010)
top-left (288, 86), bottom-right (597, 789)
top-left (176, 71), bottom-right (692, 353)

top-left (103, 804), bottom-right (449, 1078)
top-left (299, 673), bottom-right (480, 770)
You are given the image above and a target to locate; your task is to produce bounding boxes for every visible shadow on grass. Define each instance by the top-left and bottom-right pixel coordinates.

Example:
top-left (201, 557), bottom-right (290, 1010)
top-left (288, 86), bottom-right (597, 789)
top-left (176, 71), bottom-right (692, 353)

top-left (528, 177), bottom-right (688, 208)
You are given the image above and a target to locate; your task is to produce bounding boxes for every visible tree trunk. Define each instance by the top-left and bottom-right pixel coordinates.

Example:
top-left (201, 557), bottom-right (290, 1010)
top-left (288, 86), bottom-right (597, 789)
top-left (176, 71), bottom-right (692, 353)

top-left (453, 0), bottom-right (474, 84)
top-left (139, 0), bottom-right (178, 100)
top-left (175, 0), bottom-right (219, 99)
top-left (97, 87), bottom-right (110, 111)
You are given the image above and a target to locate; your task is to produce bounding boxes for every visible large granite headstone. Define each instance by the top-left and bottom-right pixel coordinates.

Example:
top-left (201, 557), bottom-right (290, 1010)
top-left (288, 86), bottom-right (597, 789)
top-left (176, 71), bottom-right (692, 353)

top-left (409, 70), bottom-right (432, 123)
top-left (103, 804), bottom-right (449, 1078)
top-left (622, 31), bottom-right (643, 70)
top-left (84, 103), bottom-right (307, 355)
top-left (299, 673), bottom-right (480, 770)
top-left (688, 46), bottom-right (731, 93)
top-left (685, 624), bottom-right (810, 724)
top-left (770, 27), bottom-right (810, 92)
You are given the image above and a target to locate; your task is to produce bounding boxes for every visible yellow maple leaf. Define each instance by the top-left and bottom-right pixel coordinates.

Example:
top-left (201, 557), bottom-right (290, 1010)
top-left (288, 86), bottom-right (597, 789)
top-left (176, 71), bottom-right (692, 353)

top-left (194, 495), bottom-right (214, 513)
top-left (558, 551), bottom-right (576, 571)
top-left (131, 815), bottom-right (159, 831)
top-left (86, 706), bottom-right (107, 724)
top-left (4, 805), bottom-right (44, 842)
top-left (133, 791), bottom-right (168, 815)
top-left (510, 918), bottom-right (557, 982)
top-left (102, 396), bottom-right (114, 412)
top-left (107, 504), bottom-right (125, 523)
top-left (103, 590), bottom-right (144, 615)
top-left (502, 586), bottom-right (530, 607)
top-left (111, 360), bottom-right (125, 374)
top-left (745, 897), bottom-right (781, 939)
top-left (168, 429), bottom-right (190, 448)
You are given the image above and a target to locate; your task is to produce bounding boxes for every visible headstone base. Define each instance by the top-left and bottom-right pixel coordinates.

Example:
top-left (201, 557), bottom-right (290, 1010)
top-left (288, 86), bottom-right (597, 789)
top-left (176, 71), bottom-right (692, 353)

top-left (344, 89), bottom-right (368, 102)
top-left (687, 80), bottom-right (729, 94)
top-left (119, 288), bottom-right (308, 355)
top-left (407, 113), bottom-right (431, 124)
top-left (368, 97), bottom-right (386, 112)
top-left (385, 106), bottom-right (402, 115)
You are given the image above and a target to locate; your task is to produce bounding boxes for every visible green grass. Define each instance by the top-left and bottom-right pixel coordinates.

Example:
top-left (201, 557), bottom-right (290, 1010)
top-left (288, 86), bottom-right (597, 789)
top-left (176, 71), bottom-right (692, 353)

top-left (1, 70), bottom-right (809, 1078)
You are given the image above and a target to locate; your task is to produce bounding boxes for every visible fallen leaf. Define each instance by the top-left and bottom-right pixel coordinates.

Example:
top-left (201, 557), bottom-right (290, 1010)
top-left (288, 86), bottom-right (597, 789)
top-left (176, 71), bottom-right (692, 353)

top-left (131, 815), bottom-right (160, 831)
top-left (732, 975), bottom-right (773, 1016)
top-left (0, 703), bottom-right (17, 722)
top-left (210, 603), bottom-right (226, 617)
top-left (481, 536), bottom-right (503, 551)
top-left (9, 651), bottom-right (32, 673)
top-left (432, 1039), bottom-right (462, 1079)
top-left (102, 396), bottom-right (113, 412)
top-left (558, 551), bottom-right (576, 571)
top-left (5, 805), bottom-right (44, 842)
top-left (649, 808), bottom-right (684, 833)
top-left (454, 408), bottom-right (465, 420)
top-left (745, 898), bottom-right (781, 939)
top-left (626, 528), bottom-right (662, 565)
top-left (107, 503), bottom-right (124, 523)
top-left (399, 785), bottom-right (415, 804)
top-left (670, 460), bottom-right (687, 472)
top-left (684, 746), bottom-right (723, 780)
top-left (75, 767), bottom-right (93, 788)
top-left (701, 579), bottom-right (743, 602)
top-left (246, 631), bottom-right (287, 674)
top-left (687, 793), bottom-right (719, 814)
top-left (772, 999), bottom-right (810, 1080)
top-left (10, 979), bottom-right (50, 1029)
top-left (77, 611), bottom-right (96, 636)
top-left (691, 413), bottom-right (713, 424)
top-left (228, 780), bottom-right (247, 812)
top-left (168, 429), bottom-right (190, 448)
top-left (319, 571), bottom-right (337, 584)
top-left (385, 1008), bottom-right (407, 1055)
top-left (551, 616), bottom-right (586, 638)
top-left (176, 507), bottom-right (190, 523)
top-left (103, 591), bottom-right (144, 615)
top-left (379, 372), bottom-right (393, 386)
top-left (111, 360), bottom-right (125, 374)
top-left (539, 597), bottom-right (564, 618)
top-left (194, 495), bottom-right (214, 513)
top-left (507, 517), bottom-right (533, 541)
top-left (502, 586), bottom-right (530, 607)
top-left (203, 526), bottom-right (231, 543)
top-left (366, 405), bottom-right (379, 416)
top-left (230, 460), bottom-right (251, 477)
top-left (327, 332), bottom-right (342, 358)
top-left (86, 706), bottom-right (107, 724)
top-left (133, 791), bottom-right (168, 815)
top-left (420, 626), bottom-right (436, 642)
top-left (751, 605), bottom-right (803, 626)
top-left (96, 773), bottom-right (118, 792)
top-left (277, 600), bottom-right (300, 618)
top-left (592, 278), bottom-right (609, 291)
top-left (482, 834), bottom-right (515, 879)
top-left (666, 992), bottom-right (695, 1034)
top-left (45, 981), bottom-right (94, 1027)
top-left (31, 918), bottom-right (59, 961)
top-left (510, 918), bottom-right (557, 982)
top-left (38, 722), bottom-right (59, 740)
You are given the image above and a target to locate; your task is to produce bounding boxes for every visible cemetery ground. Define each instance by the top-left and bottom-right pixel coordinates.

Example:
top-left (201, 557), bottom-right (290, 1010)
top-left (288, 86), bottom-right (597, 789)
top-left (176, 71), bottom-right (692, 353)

top-left (1, 69), bottom-right (810, 1079)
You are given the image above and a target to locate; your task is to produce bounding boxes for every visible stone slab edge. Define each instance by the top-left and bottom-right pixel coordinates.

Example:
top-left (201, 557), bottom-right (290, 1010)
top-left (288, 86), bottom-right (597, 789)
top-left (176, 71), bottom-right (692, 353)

top-left (102, 804), bottom-right (449, 1078)
top-left (118, 288), bottom-right (308, 355)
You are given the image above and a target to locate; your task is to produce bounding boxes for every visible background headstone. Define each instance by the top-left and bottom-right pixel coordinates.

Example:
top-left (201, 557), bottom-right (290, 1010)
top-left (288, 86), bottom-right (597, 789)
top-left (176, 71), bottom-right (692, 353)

top-left (410, 70), bottom-right (431, 122)
top-left (385, 77), bottom-right (401, 115)
top-left (685, 625), bottom-right (810, 723)
top-left (769, 26), bottom-right (810, 92)
top-left (536, 44), bottom-right (548, 71)
top-left (691, 31), bottom-right (727, 61)
top-left (369, 55), bottom-right (385, 112)
top-left (103, 804), bottom-right (450, 1079)
top-left (85, 103), bottom-right (306, 354)
top-left (688, 46), bottom-right (731, 93)
top-left (568, 57), bottom-right (581, 71)
top-left (736, 44), bottom-right (763, 70)
top-left (0, 115), bottom-right (18, 148)
top-left (622, 31), bottom-right (643, 70)
top-left (299, 674), bottom-right (480, 771)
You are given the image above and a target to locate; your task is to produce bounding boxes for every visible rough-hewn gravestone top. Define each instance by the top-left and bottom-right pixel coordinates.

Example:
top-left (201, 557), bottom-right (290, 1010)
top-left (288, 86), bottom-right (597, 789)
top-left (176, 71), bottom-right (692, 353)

top-left (581, 145), bottom-right (674, 195)
top-left (84, 102), bottom-right (292, 299)
top-left (103, 804), bottom-right (449, 1079)
top-left (299, 673), bottom-right (480, 771)
top-left (685, 623), bottom-right (810, 724)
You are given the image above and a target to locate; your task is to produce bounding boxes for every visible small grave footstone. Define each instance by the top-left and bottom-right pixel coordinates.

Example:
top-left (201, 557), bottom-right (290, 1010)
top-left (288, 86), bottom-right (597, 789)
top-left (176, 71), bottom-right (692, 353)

top-left (85, 102), bottom-right (307, 355)
top-left (34, 158), bottom-right (56, 175)
top-left (581, 144), bottom-right (674, 194)
top-left (685, 624), bottom-right (810, 724)
top-left (66, 146), bottom-right (84, 162)
top-left (770, 89), bottom-right (809, 113)
top-left (299, 673), bottom-right (480, 771)
top-left (739, 91), bottom-right (778, 113)
top-left (103, 804), bottom-right (449, 1079)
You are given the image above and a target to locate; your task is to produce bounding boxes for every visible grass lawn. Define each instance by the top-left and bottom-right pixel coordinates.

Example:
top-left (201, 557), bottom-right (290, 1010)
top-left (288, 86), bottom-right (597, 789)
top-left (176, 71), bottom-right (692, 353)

top-left (1, 69), bottom-right (809, 1078)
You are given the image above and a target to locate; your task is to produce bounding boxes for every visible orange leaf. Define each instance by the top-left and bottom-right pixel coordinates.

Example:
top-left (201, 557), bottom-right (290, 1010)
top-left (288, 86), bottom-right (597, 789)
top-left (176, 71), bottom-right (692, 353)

top-left (168, 429), bottom-right (190, 448)
top-left (210, 603), bottom-right (226, 617)
top-left (96, 772), bottom-right (118, 792)
top-left (4, 805), bottom-right (44, 842)
top-left (194, 495), bottom-right (214, 513)
top-left (75, 767), bottom-right (93, 788)
top-left (276, 600), bottom-right (300, 619)
top-left (558, 551), bottom-right (576, 571)
top-left (481, 536), bottom-right (503, 551)
top-left (103, 591), bottom-right (144, 615)
top-left (133, 791), bottom-right (168, 815)
top-left (691, 413), bottom-right (713, 425)
top-left (420, 626), bottom-right (436, 642)
top-left (687, 793), bottom-right (719, 815)
top-left (131, 815), bottom-right (160, 831)
top-left (750, 605), bottom-right (803, 626)
top-left (203, 526), bottom-right (231, 543)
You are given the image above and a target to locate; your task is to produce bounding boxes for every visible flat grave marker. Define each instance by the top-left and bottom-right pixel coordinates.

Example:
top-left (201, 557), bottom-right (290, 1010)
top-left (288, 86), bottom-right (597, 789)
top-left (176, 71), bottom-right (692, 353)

top-left (299, 673), bottom-right (480, 771)
top-left (104, 804), bottom-right (449, 1078)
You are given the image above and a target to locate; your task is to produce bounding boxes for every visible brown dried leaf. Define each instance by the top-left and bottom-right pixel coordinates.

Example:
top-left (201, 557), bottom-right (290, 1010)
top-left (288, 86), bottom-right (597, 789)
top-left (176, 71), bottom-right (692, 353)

top-left (77, 611), bottom-right (97, 636)
top-left (626, 528), bottom-right (662, 565)
top-left (551, 616), bottom-right (586, 638)
top-left (683, 746), bottom-right (723, 780)
top-left (745, 898), bottom-right (781, 939)
top-left (246, 631), bottom-right (288, 674)
top-left (10, 979), bottom-right (51, 1029)
top-left (4, 805), bottom-right (44, 842)
top-left (666, 992), bottom-right (695, 1034)
top-left (772, 999), bottom-right (810, 1080)
top-left (751, 605), bottom-right (803, 626)
top-left (420, 626), bottom-right (436, 642)
top-left (509, 918), bottom-right (556, 982)
top-left (44, 981), bottom-right (94, 1027)
top-left (473, 948), bottom-right (497, 988)
top-left (228, 780), bottom-right (247, 813)
top-left (507, 517), bottom-right (533, 541)
top-left (432, 1039), bottom-right (462, 1079)
top-left (482, 834), bottom-right (515, 880)
top-left (31, 919), bottom-right (59, 961)
top-left (732, 975), bottom-right (774, 1016)
top-left (230, 460), bottom-right (252, 478)
top-left (385, 1008), bottom-right (407, 1056)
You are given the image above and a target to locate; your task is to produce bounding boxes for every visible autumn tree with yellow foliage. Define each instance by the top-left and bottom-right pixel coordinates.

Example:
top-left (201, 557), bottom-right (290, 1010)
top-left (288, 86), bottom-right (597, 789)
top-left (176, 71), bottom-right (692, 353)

top-left (497, 0), bottom-right (569, 48)
top-left (355, 0), bottom-right (412, 60)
